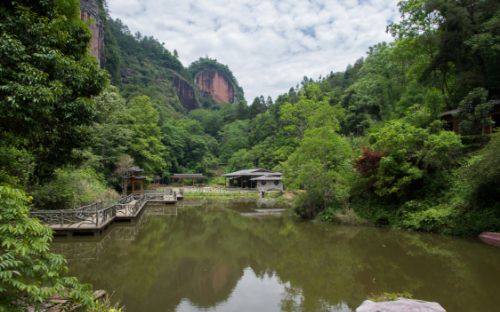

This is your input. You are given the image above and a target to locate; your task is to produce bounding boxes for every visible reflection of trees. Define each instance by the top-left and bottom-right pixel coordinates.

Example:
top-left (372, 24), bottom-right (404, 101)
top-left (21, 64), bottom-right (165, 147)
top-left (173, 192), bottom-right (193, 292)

top-left (53, 200), bottom-right (500, 312)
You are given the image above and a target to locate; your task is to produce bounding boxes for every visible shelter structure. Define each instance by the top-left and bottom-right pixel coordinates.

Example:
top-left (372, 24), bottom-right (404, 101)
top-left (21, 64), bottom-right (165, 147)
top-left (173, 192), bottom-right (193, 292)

top-left (440, 100), bottom-right (500, 134)
top-left (223, 169), bottom-right (282, 189)
top-left (122, 166), bottom-right (145, 195)
top-left (171, 173), bottom-right (206, 186)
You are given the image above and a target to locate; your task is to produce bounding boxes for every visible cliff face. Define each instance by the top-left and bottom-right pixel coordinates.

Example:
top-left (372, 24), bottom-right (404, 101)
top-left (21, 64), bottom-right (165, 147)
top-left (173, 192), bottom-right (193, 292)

top-left (80, 0), bottom-right (104, 66)
top-left (172, 75), bottom-right (198, 110)
top-left (195, 70), bottom-right (235, 104)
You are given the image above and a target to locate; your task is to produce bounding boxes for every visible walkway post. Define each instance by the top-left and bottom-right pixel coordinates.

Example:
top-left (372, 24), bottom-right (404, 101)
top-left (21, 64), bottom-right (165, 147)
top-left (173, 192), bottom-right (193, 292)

top-left (95, 204), bottom-right (99, 226)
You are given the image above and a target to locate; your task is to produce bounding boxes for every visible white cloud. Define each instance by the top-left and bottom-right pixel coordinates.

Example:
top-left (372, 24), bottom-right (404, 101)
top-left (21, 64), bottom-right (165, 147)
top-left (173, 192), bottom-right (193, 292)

top-left (107, 0), bottom-right (400, 101)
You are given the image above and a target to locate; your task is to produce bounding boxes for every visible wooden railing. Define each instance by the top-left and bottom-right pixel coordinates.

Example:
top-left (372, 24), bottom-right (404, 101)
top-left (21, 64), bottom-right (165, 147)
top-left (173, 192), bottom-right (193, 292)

top-left (31, 202), bottom-right (106, 227)
top-left (31, 189), bottom-right (176, 230)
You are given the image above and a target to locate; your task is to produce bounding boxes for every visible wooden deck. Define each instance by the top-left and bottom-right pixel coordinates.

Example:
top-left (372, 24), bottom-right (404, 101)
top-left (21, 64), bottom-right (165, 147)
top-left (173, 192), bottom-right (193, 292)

top-left (31, 190), bottom-right (178, 235)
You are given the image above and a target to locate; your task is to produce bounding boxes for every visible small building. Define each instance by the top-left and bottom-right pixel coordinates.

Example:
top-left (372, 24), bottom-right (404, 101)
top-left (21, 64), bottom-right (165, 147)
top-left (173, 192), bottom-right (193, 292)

top-left (440, 100), bottom-right (500, 134)
top-left (223, 169), bottom-right (282, 189)
top-left (122, 166), bottom-right (145, 195)
top-left (251, 175), bottom-right (284, 192)
top-left (171, 173), bottom-right (206, 186)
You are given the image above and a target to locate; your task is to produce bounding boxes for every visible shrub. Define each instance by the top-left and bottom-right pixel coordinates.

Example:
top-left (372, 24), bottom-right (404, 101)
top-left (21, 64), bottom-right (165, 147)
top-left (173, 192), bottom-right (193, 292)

top-left (282, 127), bottom-right (353, 219)
top-left (0, 186), bottom-right (96, 310)
top-left (33, 167), bottom-right (119, 210)
top-left (400, 205), bottom-right (456, 233)
top-left (461, 132), bottom-right (500, 209)
top-left (0, 145), bottom-right (34, 188)
top-left (458, 88), bottom-right (494, 135)
top-left (368, 120), bottom-right (462, 199)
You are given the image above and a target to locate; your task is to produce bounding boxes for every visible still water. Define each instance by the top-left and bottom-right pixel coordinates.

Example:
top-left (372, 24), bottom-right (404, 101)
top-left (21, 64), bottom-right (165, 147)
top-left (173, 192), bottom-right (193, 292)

top-left (52, 199), bottom-right (500, 312)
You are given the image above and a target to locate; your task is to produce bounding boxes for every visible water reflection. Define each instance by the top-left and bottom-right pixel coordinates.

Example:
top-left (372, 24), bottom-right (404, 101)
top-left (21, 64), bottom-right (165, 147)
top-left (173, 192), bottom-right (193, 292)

top-left (52, 199), bottom-right (500, 312)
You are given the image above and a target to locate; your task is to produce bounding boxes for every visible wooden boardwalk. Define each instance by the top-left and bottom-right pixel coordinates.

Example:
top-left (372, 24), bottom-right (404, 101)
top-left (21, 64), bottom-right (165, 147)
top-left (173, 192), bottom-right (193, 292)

top-left (31, 190), bottom-right (179, 235)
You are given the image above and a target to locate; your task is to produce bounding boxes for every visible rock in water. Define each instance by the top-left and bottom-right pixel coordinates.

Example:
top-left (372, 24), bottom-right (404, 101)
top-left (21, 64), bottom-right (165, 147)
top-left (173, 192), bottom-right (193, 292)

top-left (356, 298), bottom-right (446, 312)
top-left (479, 232), bottom-right (500, 247)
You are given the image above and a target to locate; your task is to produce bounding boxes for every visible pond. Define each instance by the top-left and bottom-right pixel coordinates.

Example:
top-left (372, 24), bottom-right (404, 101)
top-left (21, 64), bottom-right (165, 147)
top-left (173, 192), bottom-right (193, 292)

top-left (52, 198), bottom-right (500, 312)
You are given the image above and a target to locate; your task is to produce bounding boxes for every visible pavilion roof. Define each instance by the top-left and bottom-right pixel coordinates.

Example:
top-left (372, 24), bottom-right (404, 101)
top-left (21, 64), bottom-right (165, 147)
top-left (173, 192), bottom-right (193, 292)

top-left (223, 168), bottom-right (282, 177)
top-left (128, 166), bottom-right (144, 172)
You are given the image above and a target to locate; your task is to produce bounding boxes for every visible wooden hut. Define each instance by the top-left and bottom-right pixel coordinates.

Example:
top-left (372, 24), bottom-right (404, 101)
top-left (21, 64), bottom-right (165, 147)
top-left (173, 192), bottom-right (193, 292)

top-left (223, 169), bottom-right (282, 189)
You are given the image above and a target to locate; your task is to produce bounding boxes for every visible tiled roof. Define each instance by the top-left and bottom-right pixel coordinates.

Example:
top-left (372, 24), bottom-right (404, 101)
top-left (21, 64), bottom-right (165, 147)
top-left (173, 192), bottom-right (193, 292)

top-left (223, 168), bottom-right (282, 177)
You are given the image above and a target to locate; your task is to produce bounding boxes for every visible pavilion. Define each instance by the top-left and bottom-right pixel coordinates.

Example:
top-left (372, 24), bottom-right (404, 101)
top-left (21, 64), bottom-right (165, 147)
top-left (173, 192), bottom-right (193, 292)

top-left (440, 100), bottom-right (500, 134)
top-left (122, 166), bottom-right (145, 195)
top-left (223, 168), bottom-right (282, 189)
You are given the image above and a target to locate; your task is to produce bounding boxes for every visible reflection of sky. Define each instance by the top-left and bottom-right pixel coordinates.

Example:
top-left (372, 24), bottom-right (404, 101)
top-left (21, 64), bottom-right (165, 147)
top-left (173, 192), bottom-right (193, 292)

top-left (177, 267), bottom-right (351, 312)
top-left (177, 267), bottom-right (285, 311)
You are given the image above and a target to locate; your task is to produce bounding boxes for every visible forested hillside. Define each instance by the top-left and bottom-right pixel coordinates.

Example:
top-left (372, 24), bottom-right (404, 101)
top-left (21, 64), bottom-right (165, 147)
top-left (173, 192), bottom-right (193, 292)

top-left (101, 4), bottom-right (244, 112)
top-left (227, 0), bottom-right (500, 235)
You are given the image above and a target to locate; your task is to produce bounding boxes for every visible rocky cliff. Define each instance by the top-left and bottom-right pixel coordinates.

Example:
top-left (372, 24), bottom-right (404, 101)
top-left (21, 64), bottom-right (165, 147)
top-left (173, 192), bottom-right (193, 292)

top-left (189, 58), bottom-right (244, 106)
top-left (85, 2), bottom-right (243, 111)
top-left (80, 0), bottom-right (104, 66)
top-left (172, 74), bottom-right (198, 110)
top-left (195, 70), bottom-right (235, 104)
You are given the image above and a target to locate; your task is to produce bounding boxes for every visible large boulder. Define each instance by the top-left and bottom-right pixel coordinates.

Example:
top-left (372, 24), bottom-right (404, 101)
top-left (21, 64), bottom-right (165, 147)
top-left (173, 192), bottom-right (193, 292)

top-left (356, 298), bottom-right (446, 312)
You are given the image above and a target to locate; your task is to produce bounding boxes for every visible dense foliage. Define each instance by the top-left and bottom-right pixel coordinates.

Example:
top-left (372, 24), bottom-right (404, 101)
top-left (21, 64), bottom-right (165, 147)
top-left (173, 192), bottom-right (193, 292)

top-left (0, 0), bottom-right (106, 182)
top-left (0, 1), bottom-right (114, 309)
top-left (0, 186), bottom-right (97, 311)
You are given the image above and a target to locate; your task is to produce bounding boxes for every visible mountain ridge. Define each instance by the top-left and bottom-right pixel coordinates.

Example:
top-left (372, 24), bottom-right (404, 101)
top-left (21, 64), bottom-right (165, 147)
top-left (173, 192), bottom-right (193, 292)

top-left (80, 0), bottom-right (244, 112)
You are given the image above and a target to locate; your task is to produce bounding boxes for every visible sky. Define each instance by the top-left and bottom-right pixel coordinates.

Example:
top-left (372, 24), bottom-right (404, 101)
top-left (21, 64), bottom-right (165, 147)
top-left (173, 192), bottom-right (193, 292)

top-left (107, 0), bottom-right (400, 102)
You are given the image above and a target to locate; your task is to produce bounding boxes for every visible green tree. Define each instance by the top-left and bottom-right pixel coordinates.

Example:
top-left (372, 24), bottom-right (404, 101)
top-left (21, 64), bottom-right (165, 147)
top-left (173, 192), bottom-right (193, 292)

top-left (389, 0), bottom-right (500, 101)
top-left (458, 132), bottom-right (500, 210)
top-left (219, 120), bottom-right (250, 163)
top-left (226, 149), bottom-right (254, 172)
top-left (0, 0), bottom-right (107, 181)
top-left (162, 118), bottom-right (218, 173)
top-left (83, 87), bottom-right (134, 176)
top-left (368, 120), bottom-right (462, 198)
top-left (33, 167), bottom-right (117, 210)
top-left (249, 96), bottom-right (267, 118)
top-left (458, 88), bottom-right (494, 135)
top-left (0, 186), bottom-right (96, 310)
top-left (188, 108), bottom-right (224, 138)
top-left (282, 127), bottom-right (353, 218)
top-left (125, 96), bottom-right (167, 174)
